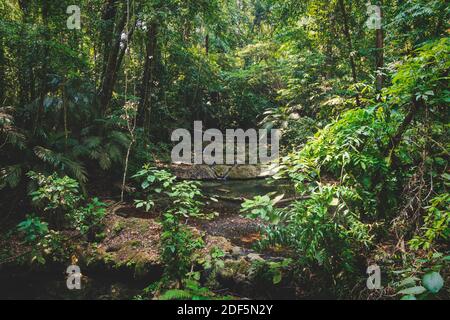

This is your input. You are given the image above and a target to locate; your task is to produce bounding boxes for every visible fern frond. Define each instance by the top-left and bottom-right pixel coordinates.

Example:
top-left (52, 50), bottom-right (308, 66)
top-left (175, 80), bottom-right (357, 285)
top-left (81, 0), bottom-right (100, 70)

top-left (83, 136), bottom-right (102, 149)
top-left (159, 289), bottom-right (193, 301)
top-left (0, 165), bottom-right (23, 190)
top-left (61, 157), bottom-right (88, 184)
top-left (0, 107), bottom-right (26, 150)
top-left (89, 149), bottom-right (101, 160)
top-left (105, 143), bottom-right (123, 163)
top-left (5, 128), bottom-right (26, 150)
top-left (72, 144), bottom-right (89, 158)
top-left (98, 150), bottom-right (112, 170)
top-left (108, 131), bottom-right (130, 148)
top-left (33, 146), bottom-right (88, 184)
top-left (34, 146), bottom-right (63, 167)
top-left (0, 107), bottom-right (14, 125)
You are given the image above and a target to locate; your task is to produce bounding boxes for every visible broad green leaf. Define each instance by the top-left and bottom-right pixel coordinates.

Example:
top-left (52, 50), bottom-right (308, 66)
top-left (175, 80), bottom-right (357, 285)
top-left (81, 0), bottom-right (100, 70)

top-left (422, 272), bottom-right (444, 294)
top-left (397, 276), bottom-right (419, 288)
top-left (273, 272), bottom-right (282, 284)
top-left (398, 286), bottom-right (427, 295)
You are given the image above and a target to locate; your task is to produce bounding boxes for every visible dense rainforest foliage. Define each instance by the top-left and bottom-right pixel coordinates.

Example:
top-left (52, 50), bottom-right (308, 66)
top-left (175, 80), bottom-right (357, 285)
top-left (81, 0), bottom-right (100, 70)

top-left (0, 0), bottom-right (449, 300)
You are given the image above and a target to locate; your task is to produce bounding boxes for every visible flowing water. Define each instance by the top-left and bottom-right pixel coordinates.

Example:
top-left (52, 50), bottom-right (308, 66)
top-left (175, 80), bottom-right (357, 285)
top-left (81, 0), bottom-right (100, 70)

top-left (201, 178), bottom-right (294, 200)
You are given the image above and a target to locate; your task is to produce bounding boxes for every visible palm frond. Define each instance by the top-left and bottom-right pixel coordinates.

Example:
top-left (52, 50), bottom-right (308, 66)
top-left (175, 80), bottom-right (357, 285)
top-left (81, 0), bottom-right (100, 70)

top-left (98, 150), bottom-right (112, 170)
top-left (0, 107), bottom-right (26, 150)
top-left (33, 146), bottom-right (88, 184)
top-left (0, 165), bottom-right (23, 190)
top-left (105, 143), bottom-right (123, 163)
top-left (4, 128), bottom-right (26, 149)
top-left (34, 146), bottom-right (63, 167)
top-left (108, 131), bottom-right (130, 148)
top-left (83, 136), bottom-right (102, 149)
top-left (60, 157), bottom-right (88, 184)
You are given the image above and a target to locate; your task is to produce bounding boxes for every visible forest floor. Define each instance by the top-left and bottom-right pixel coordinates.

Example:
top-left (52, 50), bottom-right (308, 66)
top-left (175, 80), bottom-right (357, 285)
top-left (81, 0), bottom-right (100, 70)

top-left (0, 199), bottom-right (298, 299)
top-left (96, 201), bottom-right (286, 268)
top-left (3, 198), bottom-right (447, 300)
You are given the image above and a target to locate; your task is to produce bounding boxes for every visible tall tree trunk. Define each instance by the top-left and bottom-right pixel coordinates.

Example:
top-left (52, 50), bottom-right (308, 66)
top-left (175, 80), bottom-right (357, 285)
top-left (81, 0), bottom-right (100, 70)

top-left (34, 0), bottom-right (50, 134)
top-left (0, 29), bottom-right (5, 105)
top-left (375, 2), bottom-right (384, 92)
top-left (338, 0), bottom-right (360, 107)
top-left (139, 23), bottom-right (158, 135)
top-left (17, 0), bottom-right (31, 108)
top-left (182, 19), bottom-right (194, 122)
top-left (205, 34), bottom-right (209, 55)
top-left (100, 0), bottom-right (119, 83)
top-left (98, 6), bottom-right (135, 115)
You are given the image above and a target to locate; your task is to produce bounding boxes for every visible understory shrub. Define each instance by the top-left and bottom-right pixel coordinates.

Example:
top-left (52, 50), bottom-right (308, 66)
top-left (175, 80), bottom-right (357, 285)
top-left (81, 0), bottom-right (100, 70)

top-left (133, 166), bottom-right (221, 298)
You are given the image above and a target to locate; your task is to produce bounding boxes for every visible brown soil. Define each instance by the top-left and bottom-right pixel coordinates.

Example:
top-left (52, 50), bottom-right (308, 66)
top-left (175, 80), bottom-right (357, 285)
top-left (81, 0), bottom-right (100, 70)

top-left (109, 203), bottom-right (263, 248)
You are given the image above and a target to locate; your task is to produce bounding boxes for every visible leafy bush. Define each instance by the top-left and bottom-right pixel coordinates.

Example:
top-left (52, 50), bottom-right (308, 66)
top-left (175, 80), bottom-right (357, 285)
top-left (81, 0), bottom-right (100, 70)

top-left (394, 252), bottom-right (449, 300)
top-left (160, 209), bottom-right (205, 283)
top-left (242, 108), bottom-right (390, 275)
top-left (17, 216), bottom-right (49, 244)
top-left (160, 247), bottom-right (230, 301)
top-left (386, 37), bottom-right (449, 108)
top-left (260, 106), bottom-right (318, 150)
top-left (132, 165), bottom-right (176, 212)
top-left (28, 171), bottom-right (81, 227)
top-left (27, 171), bottom-right (106, 237)
top-left (168, 180), bottom-right (206, 219)
top-left (72, 197), bottom-right (107, 234)
top-left (133, 166), bottom-right (207, 287)
top-left (243, 185), bottom-right (373, 273)
top-left (16, 216), bottom-right (66, 265)
top-left (241, 193), bottom-right (284, 224)
top-left (409, 193), bottom-right (450, 251)
top-left (250, 258), bottom-right (292, 285)
top-left (280, 108), bottom-right (395, 201)
top-left (159, 279), bottom-right (228, 301)
top-left (33, 230), bottom-right (66, 265)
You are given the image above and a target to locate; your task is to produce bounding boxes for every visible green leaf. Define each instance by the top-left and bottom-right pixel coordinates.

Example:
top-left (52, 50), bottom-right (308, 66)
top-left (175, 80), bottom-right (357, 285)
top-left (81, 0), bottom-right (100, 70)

top-left (422, 272), bottom-right (444, 294)
top-left (330, 198), bottom-right (339, 206)
top-left (136, 202), bottom-right (144, 208)
top-left (273, 271), bottom-right (282, 284)
top-left (401, 295), bottom-right (417, 300)
top-left (398, 286), bottom-right (427, 295)
top-left (397, 276), bottom-right (419, 288)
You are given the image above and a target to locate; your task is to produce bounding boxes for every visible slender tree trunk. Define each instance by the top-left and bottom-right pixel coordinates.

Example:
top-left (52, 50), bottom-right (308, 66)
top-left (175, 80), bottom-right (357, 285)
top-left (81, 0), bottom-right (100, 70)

top-left (338, 0), bottom-right (360, 106)
top-left (386, 98), bottom-right (422, 159)
top-left (34, 0), bottom-right (50, 134)
top-left (0, 30), bottom-right (5, 104)
top-left (63, 84), bottom-right (69, 150)
top-left (183, 19), bottom-right (191, 43)
top-left (98, 7), bottom-right (136, 115)
top-left (375, 2), bottom-right (384, 92)
top-left (139, 23), bottom-right (158, 134)
top-left (17, 1), bottom-right (31, 108)
top-left (182, 20), bottom-right (194, 122)
top-left (324, 35), bottom-right (334, 79)
top-left (100, 0), bottom-right (119, 83)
